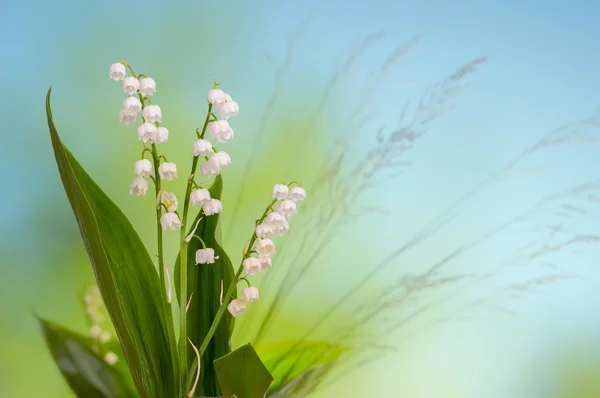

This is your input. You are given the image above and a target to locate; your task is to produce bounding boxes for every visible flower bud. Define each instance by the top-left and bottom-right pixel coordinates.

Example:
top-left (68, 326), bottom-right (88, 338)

top-left (90, 325), bottom-right (103, 339)
top-left (104, 352), bottom-right (119, 366)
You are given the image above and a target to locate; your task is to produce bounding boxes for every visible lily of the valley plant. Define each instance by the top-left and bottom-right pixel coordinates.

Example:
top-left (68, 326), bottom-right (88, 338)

top-left (41, 61), bottom-right (310, 398)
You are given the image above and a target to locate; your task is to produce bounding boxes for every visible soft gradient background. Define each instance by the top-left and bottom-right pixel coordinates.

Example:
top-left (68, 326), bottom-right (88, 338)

top-left (2, 0), bottom-right (600, 397)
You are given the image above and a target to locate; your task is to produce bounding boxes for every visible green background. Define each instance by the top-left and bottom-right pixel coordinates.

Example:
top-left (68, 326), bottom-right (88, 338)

top-left (2, 0), bottom-right (600, 397)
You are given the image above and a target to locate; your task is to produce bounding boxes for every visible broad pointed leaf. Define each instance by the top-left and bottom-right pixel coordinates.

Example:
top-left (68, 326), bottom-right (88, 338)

top-left (46, 88), bottom-right (177, 397)
top-left (175, 175), bottom-right (236, 396)
top-left (39, 318), bottom-right (136, 398)
top-left (214, 343), bottom-right (274, 398)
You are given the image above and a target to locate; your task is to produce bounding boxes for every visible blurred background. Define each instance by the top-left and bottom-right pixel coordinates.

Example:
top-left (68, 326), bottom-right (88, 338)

top-left (2, 0), bottom-right (600, 397)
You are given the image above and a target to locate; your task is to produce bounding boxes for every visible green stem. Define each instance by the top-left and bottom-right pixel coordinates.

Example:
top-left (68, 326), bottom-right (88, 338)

top-left (184, 200), bottom-right (276, 392)
top-left (198, 199), bottom-right (276, 357)
top-left (178, 102), bottom-right (215, 394)
top-left (178, 217), bottom-right (188, 391)
top-left (150, 143), bottom-right (167, 289)
top-left (200, 104), bottom-right (213, 139)
top-left (199, 261), bottom-right (245, 356)
top-left (125, 60), bottom-right (180, 396)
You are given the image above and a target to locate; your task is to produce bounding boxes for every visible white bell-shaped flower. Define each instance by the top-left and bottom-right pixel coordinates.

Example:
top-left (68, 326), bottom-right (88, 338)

top-left (137, 122), bottom-right (157, 143)
top-left (201, 159), bottom-right (220, 177)
top-left (207, 88), bottom-right (226, 105)
top-left (219, 101), bottom-right (239, 120)
top-left (161, 191), bottom-right (178, 212)
top-left (129, 177), bottom-right (148, 196)
top-left (209, 120), bottom-right (235, 143)
top-left (119, 109), bottom-right (137, 126)
top-left (196, 248), bottom-right (218, 264)
top-left (258, 255), bottom-right (272, 269)
top-left (201, 152), bottom-right (231, 176)
top-left (242, 286), bottom-right (259, 302)
top-left (190, 188), bottom-right (211, 206)
top-left (275, 199), bottom-right (296, 218)
top-left (290, 187), bottom-right (306, 202)
top-left (255, 223), bottom-right (271, 239)
top-left (192, 139), bottom-right (213, 157)
top-left (123, 77), bottom-right (139, 95)
top-left (211, 152), bottom-right (231, 168)
top-left (227, 299), bottom-right (246, 317)
top-left (122, 96), bottom-right (142, 114)
top-left (272, 184), bottom-right (289, 200)
top-left (109, 63), bottom-right (126, 80)
top-left (256, 238), bottom-right (276, 257)
top-left (134, 159), bottom-right (153, 177)
top-left (139, 77), bottom-right (156, 96)
top-left (143, 105), bottom-right (162, 123)
top-left (155, 127), bottom-right (169, 144)
top-left (158, 162), bottom-right (177, 181)
top-left (266, 212), bottom-right (289, 236)
top-left (202, 198), bottom-right (222, 216)
top-left (160, 212), bottom-right (181, 231)
top-left (217, 94), bottom-right (239, 119)
top-left (242, 257), bottom-right (262, 275)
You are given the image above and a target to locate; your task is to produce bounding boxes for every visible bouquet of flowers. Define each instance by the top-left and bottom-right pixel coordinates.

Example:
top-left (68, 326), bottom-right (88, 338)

top-left (41, 60), bottom-right (319, 398)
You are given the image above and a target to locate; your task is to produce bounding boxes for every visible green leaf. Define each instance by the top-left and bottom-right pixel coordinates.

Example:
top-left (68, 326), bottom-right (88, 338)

top-left (174, 175), bottom-right (236, 396)
top-left (214, 343), bottom-right (274, 398)
top-left (256, 340), bottom-right (346, 392)
top-left (39, 318), bottom-right (136, 398)
top-left (46, 88), bottom-right (177, 397)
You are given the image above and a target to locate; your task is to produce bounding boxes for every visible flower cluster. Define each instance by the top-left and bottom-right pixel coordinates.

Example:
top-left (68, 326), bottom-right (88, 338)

top-left (109, 62), bottom-right (239, 234)
top-left (83, 285), bottom-right (118, 366)
top-left (227, 183), bottom-right (306, 317)
top-left (108, 62), bottom-right (306, 360)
